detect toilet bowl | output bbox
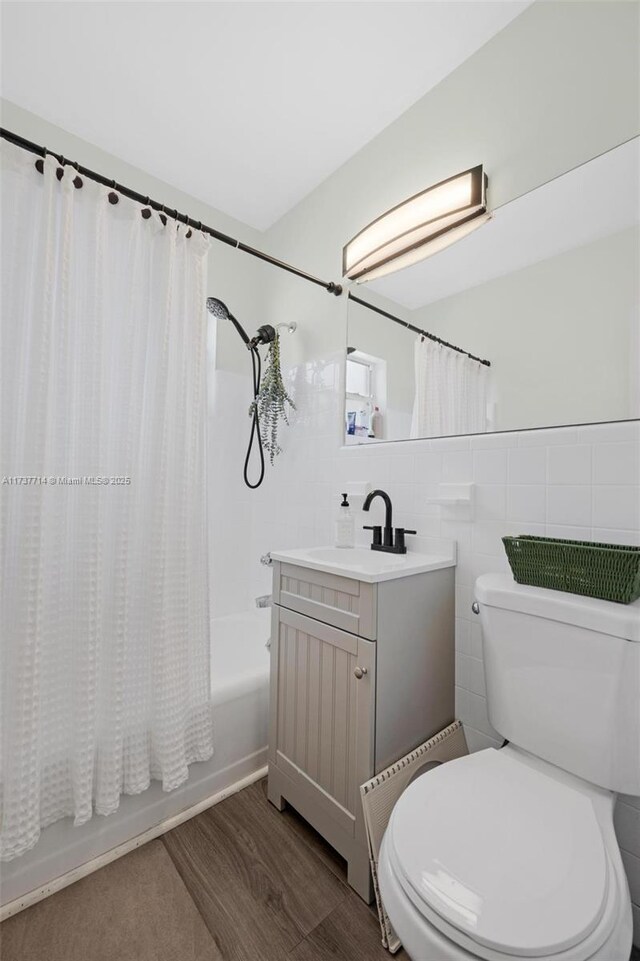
[378,575,639,961]
[378,746,632,961]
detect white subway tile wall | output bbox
[237,354,640,939]
[208,369,256,618]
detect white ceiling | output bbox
[1,1,530,230]
[368,137,640,311]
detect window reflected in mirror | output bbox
[345,351,387,442]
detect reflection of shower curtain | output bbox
[410,337,488,438]
[0,141,213,860]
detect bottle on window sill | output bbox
[368,406,382,439]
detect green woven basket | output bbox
[502,535,640,605]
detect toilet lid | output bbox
[387,749,609,957]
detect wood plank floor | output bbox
[0,839,220,961]
[3,778,638,961]
[0,778,407,961]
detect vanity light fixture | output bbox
[343,165,489,282]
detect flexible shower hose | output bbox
[244,345,265,489]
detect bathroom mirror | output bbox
[344,138,640,444]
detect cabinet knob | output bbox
[354,666,368,680]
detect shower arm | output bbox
[276,321,297,335]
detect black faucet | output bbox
[362,489,416,554]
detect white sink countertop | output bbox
[269,545,456,583]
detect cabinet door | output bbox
[269,606,375,837]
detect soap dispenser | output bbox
[335,493,355,549]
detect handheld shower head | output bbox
[206,296,251,346]
[206,297,230,320]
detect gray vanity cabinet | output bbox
[267,559,454,902]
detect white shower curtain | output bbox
[410,337,488,438]
[0,141,213,860]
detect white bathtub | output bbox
[1,607,272,912]
[207,607,271,778]
[212,607,271,706]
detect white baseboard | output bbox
[0,764,268,922]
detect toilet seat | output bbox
[384,748,618,960]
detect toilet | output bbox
[378,573,640,961]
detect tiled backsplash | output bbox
[212,354,640,939]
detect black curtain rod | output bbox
[348,292,491,367]
[0,127,343,297]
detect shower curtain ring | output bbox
[72,160,83,189]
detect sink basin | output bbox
[269,545,456,583]
[308,548,407,568]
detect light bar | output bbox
[343,165,489,283]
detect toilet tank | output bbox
[475,574,640,795]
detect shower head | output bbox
[206,296,251,346]
[206,297,231,320]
